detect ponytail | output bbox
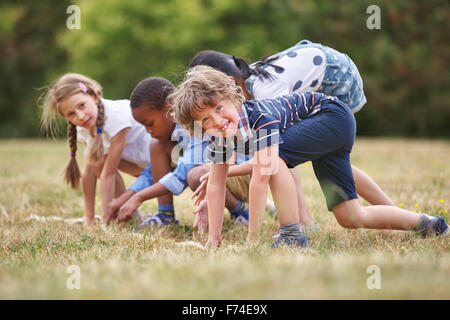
[190,50,282,83]
[64,122,81,189]
[251,55,283,81]
[86,100,105,163]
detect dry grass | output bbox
[0,138,449,299]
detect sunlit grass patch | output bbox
[0,138,449,299]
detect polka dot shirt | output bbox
[248,46,326,100]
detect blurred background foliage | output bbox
[0,0,449,138]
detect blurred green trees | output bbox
[0,0,448,137]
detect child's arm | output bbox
[247,145,279,240]
[117,138,204,222]
[81,157,98,226]
[207,162,229,249]
[116,182,170,223]
[109,189,135,220]
[101,128,130,224]
[227,162,253,177]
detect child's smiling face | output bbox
[132,104,175,140]
[191,98,239,138]
[59,93,99,129]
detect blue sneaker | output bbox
[271,234,310,248]
[416,215,449,237]
[230,202,249,225]
[272,221,320,240]
[134,213,178,231]
[271,223,310,248]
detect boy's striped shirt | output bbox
[206,92,338,163]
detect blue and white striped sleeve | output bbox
[288,92,325,118]
[249,110,282,152]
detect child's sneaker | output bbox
[271,234,310,248]
[133,209,145,221]
[229,202,249,225]
[302,221,321,234]
[134,213,178,231]
[272,221,320,239]
[271,222,310,248]
[415,214,449,237]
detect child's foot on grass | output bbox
[271,233,310,248]
[415,214,449,237]
[272,221,320,239]
[134,212,178,231]
[300,221,321,235]
[271,223,310,248]
[229,202,249,225]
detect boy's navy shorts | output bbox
[278,99,358,211]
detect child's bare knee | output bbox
[335,215,359,229]
[333,206,362,229]
[187,165,209,188]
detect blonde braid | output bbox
[64,122,81,188]
[87,99,105,163]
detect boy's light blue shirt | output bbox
[158,126,208,195]
[129,125,208,195]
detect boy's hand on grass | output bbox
[108,199,121,221]
[193,200,208,234]
[117,195,142,224]
[191,172,209,206]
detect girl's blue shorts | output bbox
[296,40,367,113]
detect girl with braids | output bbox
[189,40,395,234]
[41,73,151,226]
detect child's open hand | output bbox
[117,195,142,224]
[193,199,208,234]
[191,172,209,206]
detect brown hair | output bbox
[40,73,105,189]
[168,66,245,135]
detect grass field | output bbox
[0,138,449,299]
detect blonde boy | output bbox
[169,66,449,249]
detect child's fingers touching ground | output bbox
[193,200,208,234]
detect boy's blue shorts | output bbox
[129,164,154,193]
[278,99,358,211]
